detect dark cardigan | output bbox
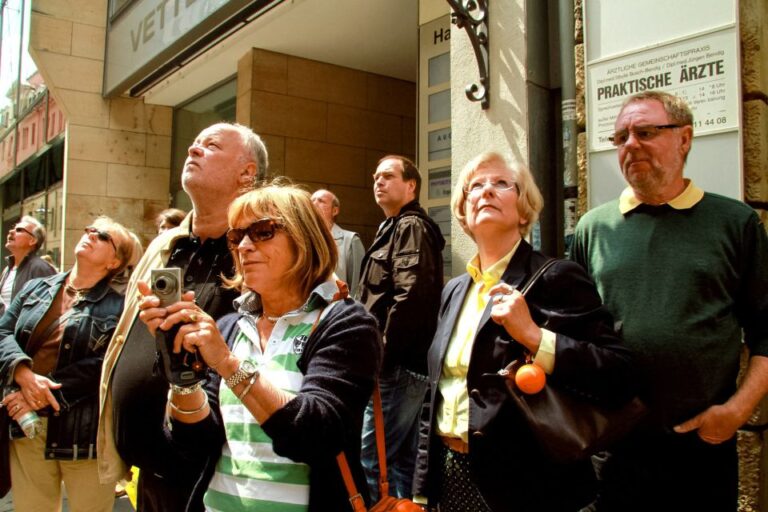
[171,298,383,511]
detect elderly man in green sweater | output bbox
[572,90,768,511]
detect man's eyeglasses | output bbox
[13,226,34,237]
[84,227,117,253]
[608,124,681,147]
[227,218,284,248]
[464,178,518,198]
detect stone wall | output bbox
[738,1,768,509]
[741,0,768,218]
[236,48,416,247]
[29,0,173,264]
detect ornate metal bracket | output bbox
[446,0,489,109]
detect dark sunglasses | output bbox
[227,218,284,248]
[13,226,34,237]
[84,226,117,253]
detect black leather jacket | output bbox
[0,272,123,459]
[356,201,445,374]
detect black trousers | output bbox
[138,469,203,512]
[594,430,738,512]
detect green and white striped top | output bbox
[204,281,340,512]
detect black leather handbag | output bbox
[501,259,647,464]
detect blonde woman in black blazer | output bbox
[412,152,635,512]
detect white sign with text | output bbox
[587,27,738,152]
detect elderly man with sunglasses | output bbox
[0,216,56,316]
[571,90,768,511]
[98,123,268,512]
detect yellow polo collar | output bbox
[619,179,704,214]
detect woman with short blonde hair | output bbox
[413,152,634,511]
[451,152,543,238]
[226,181,337,298]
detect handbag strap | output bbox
[337,452,367,511]
[26,306,79,357]
[372,381,389,497]
[337,381,387,511]
[519,258,558,297]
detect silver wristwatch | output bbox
[225,359,258,389]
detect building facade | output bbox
[0,0,766,507]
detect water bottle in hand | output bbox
[3,386,44,439]
[17,410,43,438]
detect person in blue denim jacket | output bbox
[0,216,134,512]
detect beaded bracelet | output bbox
[170,381,203,396]
[237,374,259,401]
[167,392,209,416]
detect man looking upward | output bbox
[99,123,268,511]
[0,216,56,315]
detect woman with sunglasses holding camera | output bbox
[0,216,135,511]
[137,181,382,511]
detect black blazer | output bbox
[412,241,635,511]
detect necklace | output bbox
[262,312,282,323]
[64,281,92,303]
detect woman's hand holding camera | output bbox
[136,280,196,336]
[136,281,231,371]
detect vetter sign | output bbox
[104,0,277,96]
[587,27,738,152]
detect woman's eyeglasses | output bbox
[227,218,284,248]
[465,178,518,198]
[84,226,117,253]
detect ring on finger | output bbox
[189,312,199,323]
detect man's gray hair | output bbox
[621,90,693,127]
[229,123,269,179]
[21,215,46,251]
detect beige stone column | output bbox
[29,0,173,268]
[741,0,768,219]
[739,1,768,510]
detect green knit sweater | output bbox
[572,192,768,427]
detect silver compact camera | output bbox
[149,267,205,386]
[151,268,182,306]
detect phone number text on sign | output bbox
[587,27,738,152]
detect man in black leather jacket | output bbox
[357,155,445,501]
